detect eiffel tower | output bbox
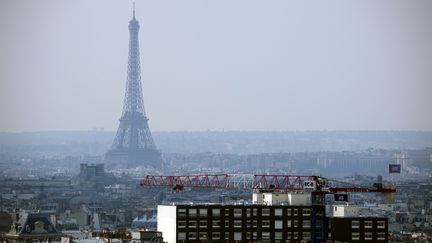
[105,6,162,168]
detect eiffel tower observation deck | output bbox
[105,6,162,168]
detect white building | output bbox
[253,192,311,206]
[333,203,360,217]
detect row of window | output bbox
[178,231,311,241]
[177,208,311,217]
[352,220,386,229]
[178,219,311,229]
[352,232,386,240]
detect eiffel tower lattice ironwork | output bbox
[105,7,162,168]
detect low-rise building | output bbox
[4,213,61,243]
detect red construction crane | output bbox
[139,174,396,194]
[140,174,229,191]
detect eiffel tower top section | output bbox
[122,4,145,119]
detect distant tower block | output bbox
[105,7,162,168]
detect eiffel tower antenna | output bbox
[133,2,135,19]
[105,7,163,168]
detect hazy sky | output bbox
[1,0,431,132]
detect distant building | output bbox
[78,163,106,185]
[0,212,12,233]
[131,229,163,243]
[79,163,104,178]
[4,213,61,243]
[132,214,157,230]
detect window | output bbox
[352,220,360,229]
[178,208,186,217]
[199,221,207,228]
[293,208,298,216]
[189,232,197,240]
[302,220,311,228]
[234,232,241,241]
[178,232,186,240]
[275,220,283,229]
[225,220,230,227]
[234,220,242,228]
[246,232,252,239]
[212,220,220,228]
[352,232,360,240]
[302,231,311,240]
[365,232,373,240]
[253,232,257,239]
[287,220,292,227]
[199,208,207,217]
[377,220,386,229]
[225,208,230,216]
[246,208,251,217]
[315,219,324,228]
[234,208,242,217]
[253,208,258,216]
[286,208,292,216]
[262,220,270,228]
[293,232,298,239]
[189,220,197,228]
[377,232,385,240]
[253,220,257,228]
[275,208,283,216]
[189,208,197,217]
[212,232,220,240]
[262,232,270,240]
[199,232,207,240]
[212,208,220,216]
[262,208,270,216]
[246,220,251,228]
[293,220,298,228]
[225,232,229,239]
[178,220,186,228]
[302,208,311,216]
[364,220,373,229]
[275,232,283,240]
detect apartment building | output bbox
[158,204,326,243]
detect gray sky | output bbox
[1,0,431,132]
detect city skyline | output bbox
[1,0,432,132]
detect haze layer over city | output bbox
[0,1,431,243]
